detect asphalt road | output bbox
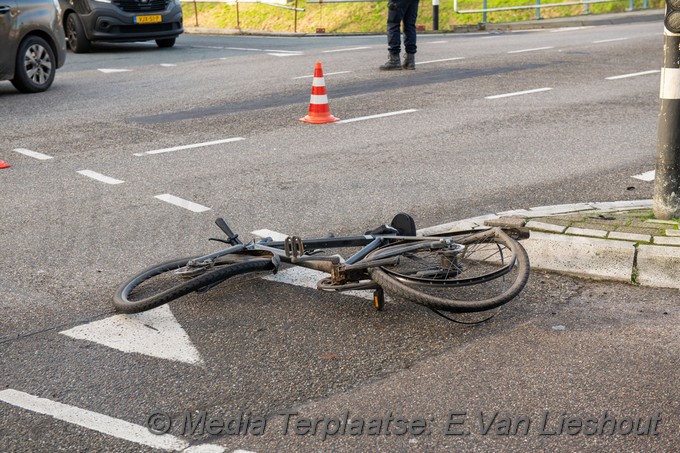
[0,20,678,452]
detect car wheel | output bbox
[66,13,90,53]
[156,38,176,48]
[10,36,56,93]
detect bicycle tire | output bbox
[368,228,530,313]
[113,257,274,314]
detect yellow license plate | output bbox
[135,15,162,24]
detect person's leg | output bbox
[401,0,419,69]
[381,1,404,70]
[402,0,419,55]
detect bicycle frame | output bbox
[185,220,468,291]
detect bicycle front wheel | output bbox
[113,257,274,314]
[367,228,530,313]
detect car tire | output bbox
[66,13,90,53]
[10,36,57,93]
[156,38,176,48]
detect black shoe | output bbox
[380,53,402,70]
[402,53,415,70]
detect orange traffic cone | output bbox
[0,160,10,169]
[300,62,339,124]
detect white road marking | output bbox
[251,229,289,241]
[0,389,190,451]
[508,46,555,54]
[133,138,244,156]
[593,37,629,43]
[268,53,301,57]
[155,194,211,213]
[60,305,204,365]
[13,148,53,160]
[416,57,465,65]
[632,170,655,181]
[160,63,177,67]
[485,87,553,99]
[606,69,660,80]
[336,109,418,124]
[98,68,133,73]
[322,46,371,53]
[76,170,124,185]
[428,40,448,44]
[293,71,351,79]
[263,267,373,301]
[550,26,593,32]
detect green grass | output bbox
[181,0,662,34]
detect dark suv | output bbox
[0,0,67,92]
[59,0,183,52]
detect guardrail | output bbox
[454,0,650,22]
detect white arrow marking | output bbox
[60,305,203,365]
[632,170,655,181]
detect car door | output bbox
[0,0,17,78]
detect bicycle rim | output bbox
[368,229,530,312]
[113,257,274,313]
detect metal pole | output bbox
[654,1,680,219]
[482,0,487,24]
[236,0,241,31]
[294,0,298,32]
[193,0,198,27]
[585,0,590,14]
[432,0,439,31]
[536,0,541,20]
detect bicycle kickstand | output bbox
[373,287,385,312]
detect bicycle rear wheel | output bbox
[113,257,274,314]
[367,228,530,312]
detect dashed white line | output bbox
[268,53,302,57]
[606,70,660,80]
[155,194,211,213]
[416,57,465,65]
[632,170,656,181]
[133,138,244,156]
[336,109,418,124]
[485,87,553,99]
[508,47,555,54]
[13,148,53,160]
[293,71,351,79]
[322,46,371,53]
[160,63,177,67]
[593,37,629,44]
[0,389,190,451]
[428,40,448,44]
[76,170,124,185]
[98,68,133,73]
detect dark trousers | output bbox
[387,0,420,55]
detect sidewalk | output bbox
[421,200,680,290]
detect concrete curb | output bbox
[419,200,680,290]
